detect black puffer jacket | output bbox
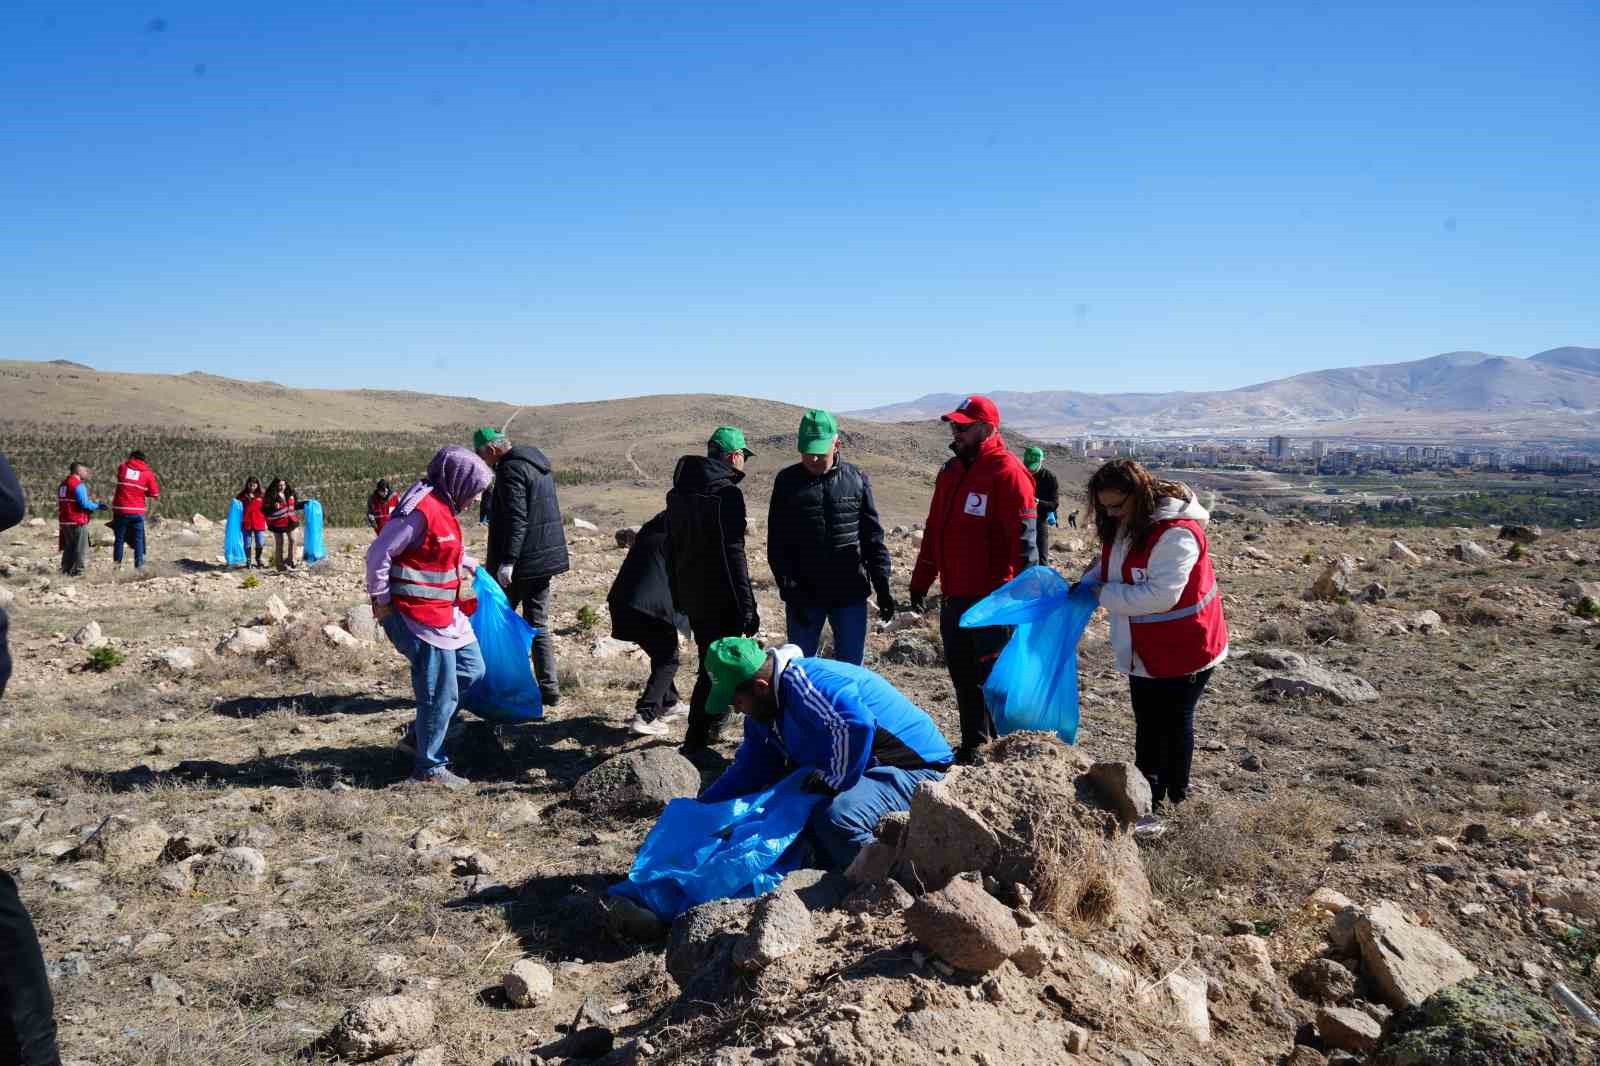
[1033,466,1059,517]
[665,455,756,628]
[767,459,892,608]
[486,445,571,582]
[607,512,686,638]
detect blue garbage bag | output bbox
[959,565,1098,744]
[224,498,246,566]
[301,500,326,563]
[610,769,824,921]
[461,567,543,723]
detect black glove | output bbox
[909,589,927,614]
[742,608,761,637]
[801,770,839,796]
[876,590,898,622]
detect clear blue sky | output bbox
[2,1,1595,411]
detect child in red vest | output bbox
[263,477,304,570]
[366,480,399,535]
[236,477,267,568]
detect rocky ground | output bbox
[2,510,1599,1065]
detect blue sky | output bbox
[1,1,1595,411]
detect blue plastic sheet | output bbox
[461,567,543,723]
[959,565,1098,744]
[300,500,326,563]
[610,769,824,920]
[224,498,246,566]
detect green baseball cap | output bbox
[1023,446,1045,471]
[796,409,838,455]
[472,427,506,451]
[704,636,768,716]
[708,426,755,458]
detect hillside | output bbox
[850,346,1600,442]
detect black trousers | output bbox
[939,597,1012,753]
[683,613,742,748]
[1035,514,1053,567]
[0,608,11,701]
[509,576,559,701]
[615,607,681,717]
[1129,667,1214,806]
[1,873,61,1066]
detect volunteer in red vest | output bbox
[263,476,304,571]
[366,446,493,791]
[1081,459,1228,830]
[235,477,268,568]
[908,395,1038,763]
[111,449,161,571]
[56,462,103,576]
[366,479,399,535]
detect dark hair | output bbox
[128,450,146,462]
[374,479,391,496]
[1086,459,1191,549]
[238,476,261,499]
[264,476,294,505]
[707,444,727,460]
[68,461,85,475]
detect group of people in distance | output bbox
[53,451,162,575]
[367,395,1227,859]
[233,476,308,569]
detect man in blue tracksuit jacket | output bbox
[699,637,955,869]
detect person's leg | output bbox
[72,525,89,575]
[0,871,63,1066]
[1163,668,1212,804]
[286,530,297,567]
[784,603,826,658]
[636,623,681,715]
[130,516,146,569]
[111,515,127,565]
[0,608,12,701]
[1128,674,1168,805]
[807,767,943,869]
[409,640,460,777]
[939,598,984,755]
[1036,521,1050,567]
[252,531,264,566]
[682,615,737,750]
[828,602,869,666]
[514,576,559,704]
[272,531,284,570]
[454,638,486,703]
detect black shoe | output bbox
[954,746,984,766]
[540,688,560,708]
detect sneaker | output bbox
[630,714,670,737]
[409,768,470,791]
[656,702,688,724]
[540,688,561,708]
[395,726,418,758]
[1133,815,1167,840]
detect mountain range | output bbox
[848,347,1600,444]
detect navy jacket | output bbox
[487,445,570,582]
[767,459,892,608]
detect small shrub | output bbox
[1301,551,1315,564]
[85,645,126,672]
[1505,542,1525,561]
[241,574,261,590]
[575,604,600,631]
[1575,597,1600,620]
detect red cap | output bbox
[941,395,1000,426]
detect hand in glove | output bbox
[876,591,898,622]
[801,770,839,796]
[1047,512,1058,527]
[742,609,761,637]
[495,563,514,589]
[908,589,927,614]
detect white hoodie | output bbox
[1084,491,1228,678]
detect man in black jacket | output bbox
[607,512,689,737]
[475,427,571,707]
[1023,446,1059,566]
[666,426,760,754]
[767,410,895,665]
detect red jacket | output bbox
[910,433,1038,601]
[237,492,267,532]
[389,491,474,626]
[368,492,399,533]
[112,459,160,515]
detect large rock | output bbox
[156,646,197,672]
[1534,878,1600,919]
[572,749,701,815]
[77,816,169,867]
[190,513,214,530]
[665,898,754,988]
[904,873,1022,973]
[732,889,813,971]
[615,528,638,548]
[1310,556,1356,601]
[590,636,637,660]
[1084,762,1152,826]
[1356,900,1478,1008]
[1249,649,1379,705]
[345,603,380,642]
[219,626,273,656]
[503,959,554,1007]
[327,994,436,1061]
[1449,541,1492,564]
[72,621,106,647]
[1368,975,1574,1065]
[323,624,363,648]
[175,528,203,547]
[1292,958,1357,1005]
[1559,578,1600,606]
[1388,540,1421,564]
[882,635,939,667]
[1137,966,1211,1043]
[899,777,1000,890]
[263,595,290,623]
[207,846,269,885]
[1318,1005,1381,1054]
[0,587,15,609]
[1497,524,1541,544]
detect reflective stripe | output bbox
[391,582,457,601]
[1129,583,1219,624]
[392,564,456,583]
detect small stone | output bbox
[1085,761,1153,825]
[146,973,185,1003]
[1318,1005,1381,1054]
[327,994,435,1061]
[503,959,554,1008]
[733,890,813,971]
[904,873,1022,973]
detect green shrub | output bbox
[575,605,600,631]
[86,646,126,672]
[1576,597,1600,620]
[1301,551,1315,564]
[241,574,261,590]
[1506,542,1525,561]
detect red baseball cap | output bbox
[941,395,1000,426]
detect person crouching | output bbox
[697,637,954,870]
[367,446,494,791]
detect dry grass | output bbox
[1030,798,1143,929]
[1144,790,1342,906]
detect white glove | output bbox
[495,563,514,588]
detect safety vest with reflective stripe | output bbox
[58,476,91,526]
[368,492,399,533]
[112,459,159,515]
[1100,517,1228,678]
[266,495,297,531]
[390,490,471,626]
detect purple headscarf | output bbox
[395,445,493,516]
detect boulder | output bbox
[899,777,1000,890]
[175,529,203,547]
[1534,878,1600,919]
[1559,579,1600,605]
[882,635,939,667]
[1138,966,1211,1043]
[1356,900,1478,1008]
[72,621,106,648]
[327,994,436,1061]
[219,626,272,656]
[1249,649,1379,705]
[1318,1006,1381,1054]
[572,749,701,815]
[1292,958,1357,1005]
[1497,524,1541,544]
[323,624,363,648]
[0,586,14,609]
[345,603,380,642]
[1387,540,1421,564]
[77,816,169,867]
[190,513,214,530]
[1449,541,1492,564]
[155,647,197,672]
[503,959,554,1007]
[590,636,637,660]
[1406,610,1445,633]
[904,873,1022,973]
[665,898,754,988]
[600,895,667,942]
[1084,762,1152,826]
[842,879,914,916]
[732,889,813,971]
[208,846,269,885]
[1367,975,1574,1066]
[1310,557,1357,601]
[263,595,290,623]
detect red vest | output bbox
[369,493,399,533]
[266,495,298,531]
[57,476,91,525]
[113,460,159,515]
[239,494,267,532]
[1100,517,1228,678]
[390,491,474,625]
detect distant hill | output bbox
[849,347,1600,443]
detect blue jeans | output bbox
[112,515,146,567]
[808,766,944,869]
[784,601,869,665]
[381,613,486,776]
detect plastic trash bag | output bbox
[461,567,543,723]
[610,769,824,920]
[959,565,1098,744]
[224,498,246,566]
[300,500,326,563]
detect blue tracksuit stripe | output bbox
[788,661,851,787]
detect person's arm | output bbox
[908,468,949,603]
[699,725,783,803]
[147,469,161,500]
[792,673,874,793]
[365,511,421,611]
[501,461,532,566]
[857,471,893,602]
[723,489,758,634]
[997,464,1038,568]
[1036,470,1058,513]
[0,454,25,533]
[765,476,787,594]
[1095,528,1201,616]
[74,483,100,511]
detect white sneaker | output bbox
[656,703,688,724]
[630,714,670,737]
[1133,815,1167,840]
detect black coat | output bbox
[486,445,571,582]
[665,455,756,627]
[1033,466,1059,517]
[0,453,22,700]
[767,459,892,608]
[607,512,686,639]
